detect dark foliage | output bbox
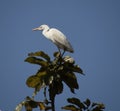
[15,51,105,111]
[62,98,105,111]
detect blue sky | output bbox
[0,0,120,111]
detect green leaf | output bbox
[71,65,84,74]
[36,69,51,86]
[49,79,63,98]
[84,98,91,107]
[92,106,102,111]
[61,105,78,111]
[45,106,52,110]
[92,103,98,107]
[53,51,60,58]
[28,51,50,62]
[26,100,38,108]
[63,56,75,64]
[67,98,80,107]
[26,75,41,88]
[63,63,84,75]
[70,88,75,94]
[61,72,79,91]
[54,80,63,94]
[15,101,25,111]
[36,69,48,77]
[92,103,105,110]
[25,57,48,67]
[24,102,33,111]
[38,102,46,110]
[36,68,55,86]
[67,98,86,110]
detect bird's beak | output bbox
[32,27,42,31]
[32,27,39,31]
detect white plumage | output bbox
[33,24,74,53]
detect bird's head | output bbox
[32,24,49,31]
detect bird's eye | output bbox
[38,26,42,30]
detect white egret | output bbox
[32,24,74,56]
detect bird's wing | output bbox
[50,28,73,52]
[51,28,67,42]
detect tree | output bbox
[15,51,105,111]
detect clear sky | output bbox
[0,0,120,111]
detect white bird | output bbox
[32,24,74,56]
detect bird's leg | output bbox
[58,50,66,65]
[57,48,61,56]
[57,48,65,58]
[61,50,65,58]
[57,47,62,58]
[56,48,66,64]
[56,48,63,64]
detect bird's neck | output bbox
[42,28,50,39]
